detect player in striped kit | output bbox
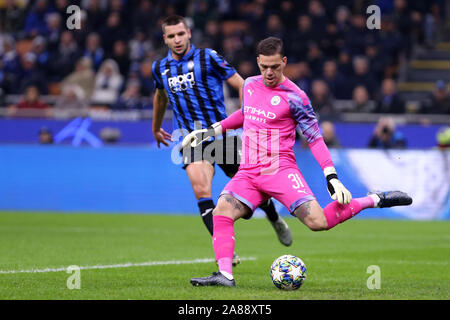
[186,37,412,287]
[152,16,293,266]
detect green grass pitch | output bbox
[0,211,448,300]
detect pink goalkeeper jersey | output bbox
[222,75,324,173]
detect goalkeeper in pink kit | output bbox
[184,37,412,287]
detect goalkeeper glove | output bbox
[323,167,352,205]
[181,122,222,148]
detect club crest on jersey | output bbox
[168,72,195,93]
[271,95,281,106]
[187,60,195,71]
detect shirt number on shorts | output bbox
[288,173,306,193]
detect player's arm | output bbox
[152,88,172,148]
[181,110,244,148]
[290,94,352,204]
[226,73,244,105]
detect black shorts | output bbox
[180,134,242,178]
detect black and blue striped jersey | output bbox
[152,44,236,133]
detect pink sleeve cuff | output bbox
[220,110,244,131]
[308,137,334,170]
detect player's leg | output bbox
[190,194,253,287]
[191,171,264,287]
[217,135,292,246]
[185,160,215,235]
[293,191,412,231]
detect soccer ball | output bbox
[270,254,307,290]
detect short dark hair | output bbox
[162,15,189,33]
[256,37,284,57]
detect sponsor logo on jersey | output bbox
[243,106,276,120]
[168,72,195,92]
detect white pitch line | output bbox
[0,257,257,275]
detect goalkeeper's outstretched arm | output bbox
[182,110,244,148]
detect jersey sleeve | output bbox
[207,49,236,81]
[152,60,164,90]
[288,91,322,144]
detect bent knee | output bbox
[192,183,211,199]
[304,215,328,231]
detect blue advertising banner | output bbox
[0,145,448,219]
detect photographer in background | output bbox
[368,116,407,149]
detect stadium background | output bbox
[0,0,449,220]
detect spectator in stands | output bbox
[112,80,146,110]
[320,121,341,148]
[54,83,89,117]
[421,80,450,114]
[45,12,62,52]
[368,116,407,149]
[1,35,20,94]
[99,11,127,53]
[129,30,153,63]
[38,126,53,144]
[110,40,130,77]
[91,59,123,105]
[137,59,154,97]
[375,78,405,114]
[291,61,312,96]
[287,15,313,61]
[306,41,325,76]
[49,30,81,81]
[310,79,337,119]
[24,0,53,37]
[0,0,26,34]
[8,85,50,117]
[365,40,387,83]
[62,57,95,100]
[351,55,378,99]
[84,32,104,71]
[31,36,50,74]
[351,85,374,113]
[17,52,48,94]
[83,0,107,31]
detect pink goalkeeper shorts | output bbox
[221,165,315,215]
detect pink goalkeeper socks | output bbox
[212,215,235,276]
[324,196,374,229]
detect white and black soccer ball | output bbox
[270,254,307,290]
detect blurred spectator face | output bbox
[86,33,100,51]
[382,78,397,96]
[323,60,337,79]
[55,0,68,10]
[113,40,127,56]
[339,51,350,64]
[39,128,53,144]
[297,62,310,77]
[47,13,61,31]
[75,57,92,72]
[25,86,40,102]
[311,79,329,99]
[60,31,74,47]
[111,0,123,12]
[267,14,282,32]
[163,22,192,59]
[205,20,219,37]
[336,6,350,24]
[125,82,141,97]
[107,12,121,28]
[320,121,336,142]
[257,53,287,88]
[351,14,366,29]
[280,0,293,12]
[238,60,255,78]
[140,61,152,77]
[308,0,324,16]
[353,57,369,75]
[32,37,47,53]
[307,42,322,59]
[36,0,48,11]
[298,15,311,32]
[394,0,407,11]
[353,86,369,104]
[22,53,37,70]
[365,45,378,58]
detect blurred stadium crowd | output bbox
[0,0,449,119]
